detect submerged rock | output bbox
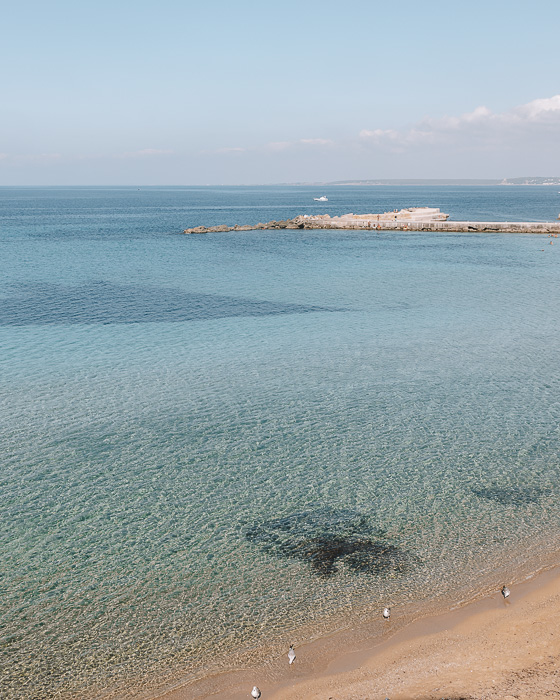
[472,484,546,505]
[246,508,412,578]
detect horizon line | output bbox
[1,177,560,188]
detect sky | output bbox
[1,0,560,185]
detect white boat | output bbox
[313,196,328,202]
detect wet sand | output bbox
[158,564,560,700]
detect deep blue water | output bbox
[2,184,559,242]
[1,186,560,698]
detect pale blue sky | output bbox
[2,0,559,184]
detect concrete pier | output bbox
[297,218,560,234]
[183,207,560,235]
[183,218,560,235]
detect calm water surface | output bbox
[1,186,560,698]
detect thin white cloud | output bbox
[118,149,174,158]
[360,95,560,152]
[264,141,293,152]
[263,138,334,152]
[299,138,334,146]
[208,138,334,155]
[0,153,63,164]
[213,147,246,154]
[0,149,174,165]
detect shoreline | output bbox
[157,561,560,700]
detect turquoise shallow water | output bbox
[1,186,560,698]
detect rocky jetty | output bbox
[183,207,560,235]
[183,220,299,234]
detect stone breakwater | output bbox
[184,213,560,235]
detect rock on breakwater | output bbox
[184,220,298,234]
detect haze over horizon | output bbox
[2,0,559,186]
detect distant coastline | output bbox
[2,178,560,188]
[278,177,560,187]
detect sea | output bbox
[1,185,560,699]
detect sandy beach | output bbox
[161,564,560,700]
